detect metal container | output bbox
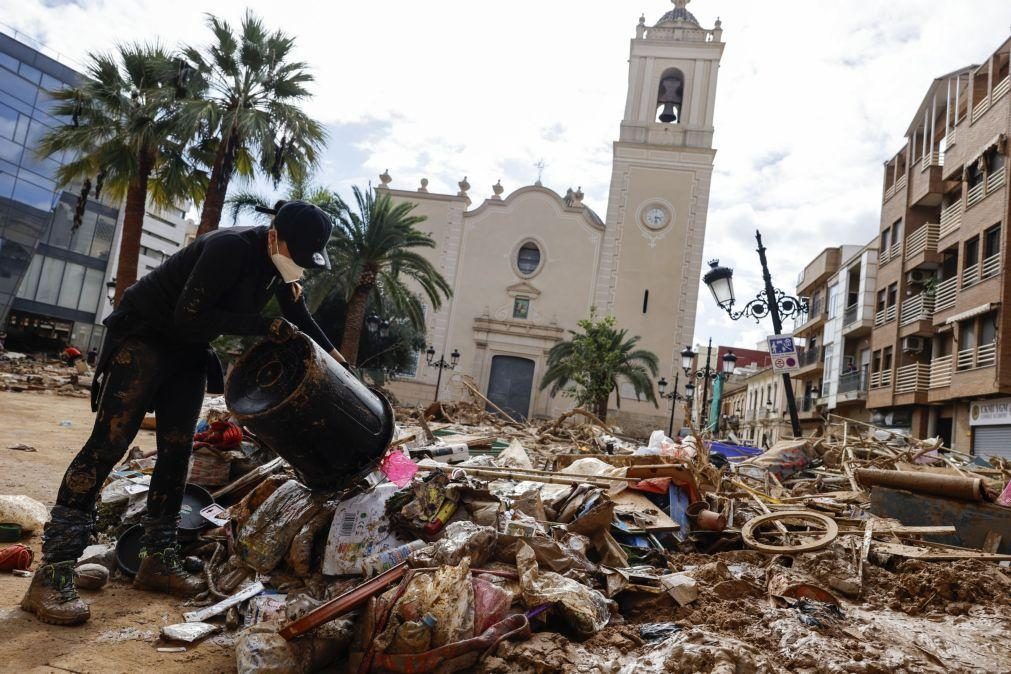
[225,335,395,491]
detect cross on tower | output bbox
[533,159,547,186]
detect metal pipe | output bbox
[854,468,984,502]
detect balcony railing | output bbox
[843,303,859,326]
[869,369,893,390]
[890,241,902,259]
[929,355,953,389]
[874,303,897,326]
[972,95,990,122]
[987,168,1006,192]
[800,396,815,412]
[995,77,1011,102]
[967,181,985,207]
[838,368,868,394]
[957,342,997,371]
[878,246,890,264]
[982,253,1000,280]
[904,223,939,259]
[900,292,935,326]
[894,174,907,193]
[920,150,940,170]
[962,262,979,289]
[934,276,958,312]
[948,126,958,147]
[894,363,930,394]
[799,346,823,367]
[939,201,962,239]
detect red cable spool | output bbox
[0,544,33,572]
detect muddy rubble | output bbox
[5,385,1010,673]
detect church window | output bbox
[513,297,530,319]
[516,242,541,276]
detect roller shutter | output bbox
[972,425,1011,461]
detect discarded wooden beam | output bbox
[872,541,1011,562]
[855,468,984,502]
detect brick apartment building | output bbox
[868,36,1011,458]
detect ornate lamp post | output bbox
[703,230,807,437]
[680,339,737,433]
[426,345,460,403]
[657,372,692,438]
[105,278,117,307]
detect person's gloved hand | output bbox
[267,317,299,343]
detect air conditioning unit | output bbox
[902,336,925,353]
[906,269,934,285]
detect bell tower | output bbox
[594,0,724,429]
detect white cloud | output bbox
[6,0,1011,349]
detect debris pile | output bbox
[4,390,1011,672]
[0,352,91,397]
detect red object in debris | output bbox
[0,543,33,572]
[193,421,244,449]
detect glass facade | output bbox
[0,32,119,352]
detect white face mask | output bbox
[270,232,304,283]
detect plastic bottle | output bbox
[423,499,459,536]
[359,540,427,577]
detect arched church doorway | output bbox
[487,355,535,421]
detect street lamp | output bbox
[366,313,381,335]
[106,278,117,306]
[703,230,808,437]
[681,338,735,433]
[426,345,460,402]
[657,372,692,438]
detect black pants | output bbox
[43,337,206,563]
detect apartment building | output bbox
[734,365,794,447]
[868,36,1010,457]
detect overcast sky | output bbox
[6,0,1011,352]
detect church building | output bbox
[383,1,724,434]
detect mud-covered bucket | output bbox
[224,335,395,491]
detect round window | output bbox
[516,242,541,276]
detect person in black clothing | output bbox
[86,347,98,367]
[21,201,345,626]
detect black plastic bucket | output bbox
[224,335,395,491]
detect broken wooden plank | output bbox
[982,532,1002,553]
[858,520,873,590]
[872,541,1011,561]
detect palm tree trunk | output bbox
[595,398,608,423]
[114,150,154,303]
[196,131,237,237]
[340,283,372,365]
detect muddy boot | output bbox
[133,545,207,597]
[20,561,90,626]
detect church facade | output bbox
[383,2,724,434]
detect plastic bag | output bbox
[236,480,322,573]
[408,521,497,567]
[0,494,48,532]
[515,540,610,638]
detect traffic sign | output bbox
[767,335,799,374]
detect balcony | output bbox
[995,76,1010,102]
[933,276,958,313]
[982,253,1001,280]
[843,304,858,326]
[956,342,997,371]
[972,95,990,122]
[939,201,962,239]
[961,262,979,289]
[795,346,824,374]
[920,150,940,171]
[894,363,930,394]
[967,181,985,207]
[904,223,939,261]
[894,174,907,193]
[987,167,1006,193]
[899,292,935,326]
[929,355,953,389]
[837,369,868,398]
[794,300,826,337]
[874,303,897,326]
[869,369,893,390]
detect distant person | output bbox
[0,330,6,352]
[21,201,346,626]
[86,347,98,367]
[63,345,82,366]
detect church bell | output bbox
[657,75,684,124]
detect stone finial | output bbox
[636,14,646,38]
[378,169,392,188]
[492,179,504,200]
[564,187,574,201]
[457,176,470,197]
[573,186,584,206]
[418,178,429,193]
[713,17,723,41]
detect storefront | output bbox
[969,397,1011,461]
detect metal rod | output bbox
[756,230,802,437]
[433,355,445,402]
[701,338,713,432]
[667,371,680,437]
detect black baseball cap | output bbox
[257,200,333,270]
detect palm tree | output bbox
[540,313,659,421]
[180,11,326,237]
[330,186,452,365]
[37,44,206,302]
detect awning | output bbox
[944,302,999,325]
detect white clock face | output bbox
[644,206,668,229]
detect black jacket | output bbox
[113,225,335,351]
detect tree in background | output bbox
[330,186,451,366]
[540,312,659,421]
[181,11,326,237]
[38,44,206,302]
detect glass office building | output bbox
[0,31,122,352]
